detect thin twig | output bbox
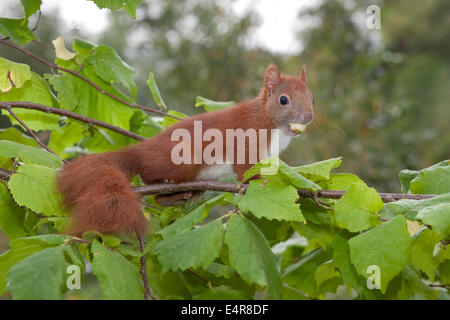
[6,106,69,164]
[136,229,155,300]
[0,38,178,119]
[135,181,437,203]
[0,102,144,141]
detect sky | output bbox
[1,0,319,54]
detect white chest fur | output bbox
[267,129,292,158]
[196,164,235,180]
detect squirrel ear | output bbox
[264,64,281,96]
[299,65,307,83]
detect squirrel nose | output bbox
[300,112,314,124]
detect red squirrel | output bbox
[57,64,314,236]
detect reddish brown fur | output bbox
[57,64,314,236]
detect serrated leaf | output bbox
[0,234,69,294]
[294,222,334,249]
[91,240,144,299]
[410,161,450,195]
[321,173,366,190]
[293,157,342,181]
[224,215,282,299]
[0,18,36,46]
[48,121,86,156]
[243,158,320,191]
[380,193,450,220]
[7,246,72,299]
[0,187,28,240]
[8,164,65,216]
[153,220,224,272]
[416,203,450,239]
[87,45,137,98]
[349,216,412,293]
[410,228,441,281]
[0,140,62,168]
[0,56,31,93]
[1,72,60,131]
[237,178,304,222]
[147,73,168,109]
[52,36,76,60]
[195,96,234,112]
[158,193,230,239]
[46,63,134,130]
[21,0,42,19]
[334,183,383,232]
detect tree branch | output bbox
[5,105,68,164]
[0,38,179,119]
[0,101,145,141]
[135,181,437,203]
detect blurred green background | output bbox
[1,0,449,193]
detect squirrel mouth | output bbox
[288,123,307,136]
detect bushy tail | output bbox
[57,150,147,237]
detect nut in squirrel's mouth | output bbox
[288,123,308,136]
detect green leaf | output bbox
[334,183,383,232]
[158,193,231,239]
[243,158,320,191]
[224,215,282,299]
[0,18,36,46]
[0,234,69,294]
[293,157,342,181]
[0,56,31,93]
[410,160,450,195]
[48,121,86,156]
[283,248,330,298]
[159,110,188,128]
[399,169,419,194]
[87,0,144,18]
[7,246,74,299]
[349,216,412,293]
[146,255,191,299]
[380,193,450,220]
[46,63,134,130]
[0,72,60,131]
[86,45,137,98]
[153,220,224,272]
[332,235,376,298]
[72,38,96,57]
[147,73,168,109]
[410,228,441,281]
[195,96,234,112]
[0,140,62,168]
[8,164,66,216]
[20,0,42,19]
[315,260,341,289]
[294,222,335,249]
[237,178,305,222]
[0,187,28,240]
[416,203,450,239]
[91,240,144,299]
[321,173,366,190]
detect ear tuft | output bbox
[299,64,307,83]
[264,64,281,96]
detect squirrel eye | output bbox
[279,96,289,105]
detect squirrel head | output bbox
[262,64,314,136]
